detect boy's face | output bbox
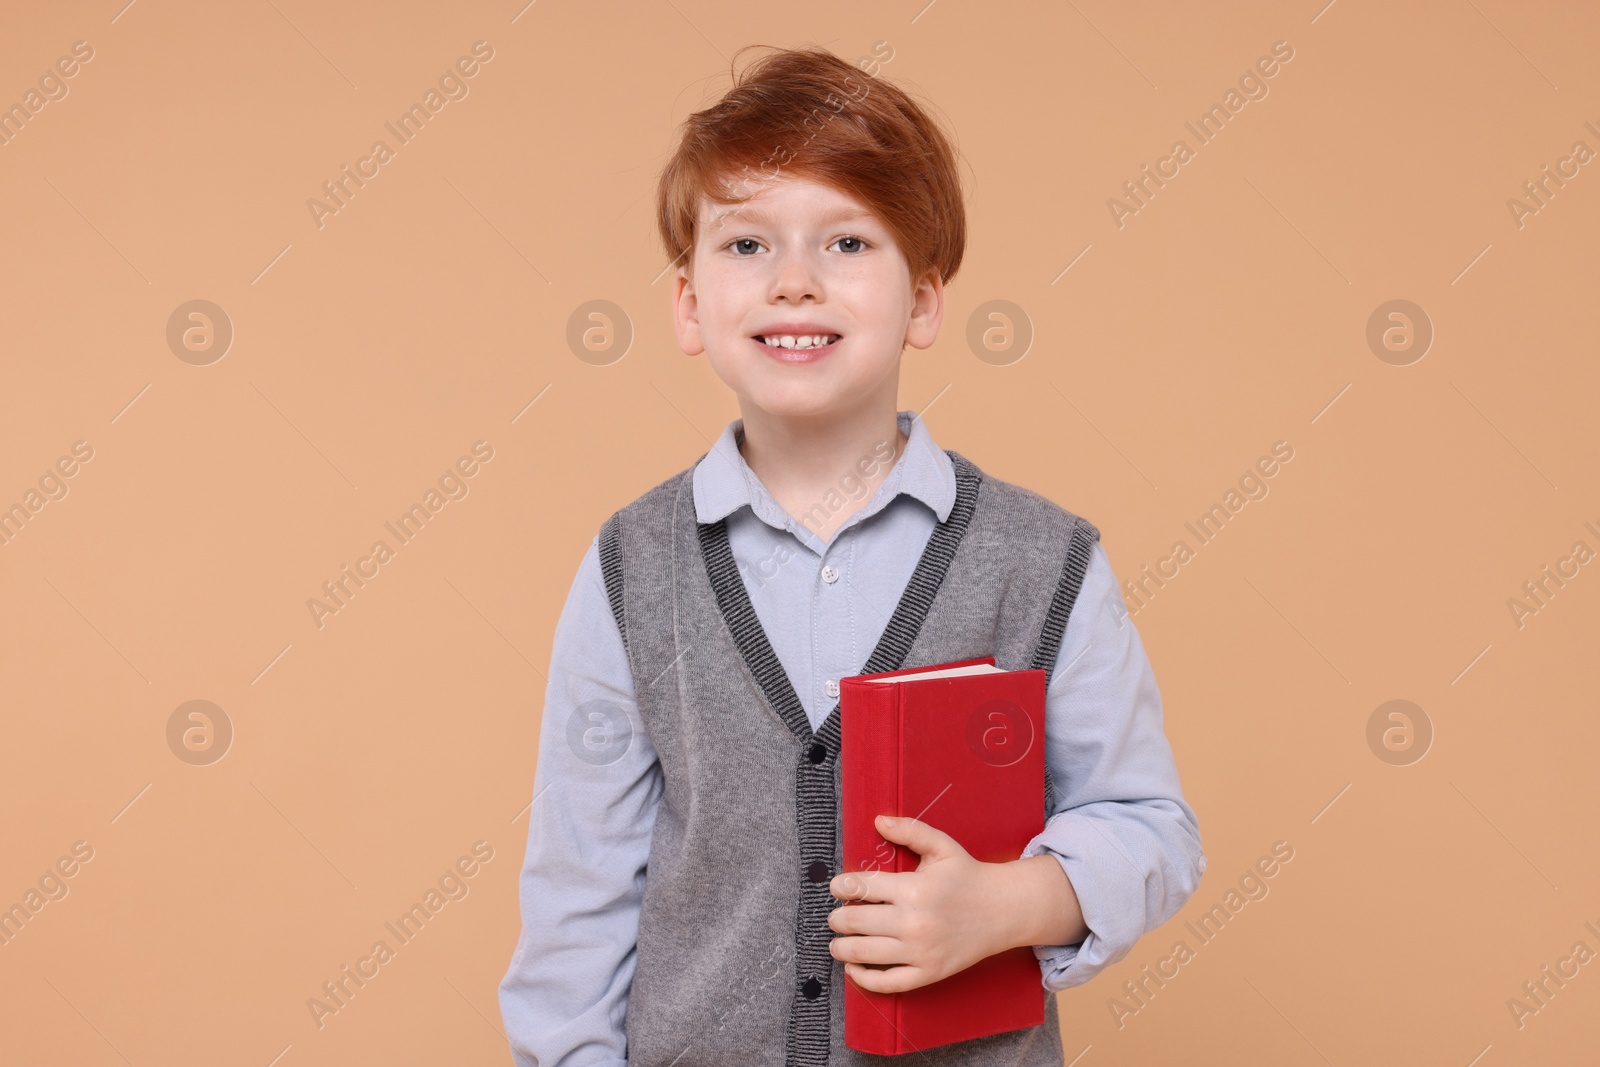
[672,174,943,425]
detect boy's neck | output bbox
[736,404,909,546]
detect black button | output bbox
[808,742,827,763]
[807,860,830,883]
[802,976,822,999]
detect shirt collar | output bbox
[693,409,956,532]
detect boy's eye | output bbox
[730,238,764,255]
[832,236,868,254]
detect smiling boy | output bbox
[500,45,1205,1067]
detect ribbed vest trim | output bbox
[694,449,981,1067]
[1031,514,1100,817]
[697,449,981,745]
[598,511,629,657]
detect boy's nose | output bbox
[767,251,824,301]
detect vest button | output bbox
[802,976,822,999]
[807,860,830,882]
[807,742,827,763]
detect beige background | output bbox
[2,0,1597,1063]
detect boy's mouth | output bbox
[751,332,843,363]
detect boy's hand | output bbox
[826,814,1017,993]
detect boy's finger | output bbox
[877,814,963,863]
[828,896,899,936]
[844,961,927,995]
[830,870,871,900]
[830,932,907,966]
[830,869,902,903]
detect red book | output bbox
[839,655,1049,1055]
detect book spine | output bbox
[840,677,906,1055]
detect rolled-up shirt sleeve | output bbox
[499,537,662,1066]
[1021,541,1206,991]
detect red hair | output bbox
[655,45,966,288]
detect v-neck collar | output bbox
[695,449,983,748]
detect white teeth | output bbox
[760,334,838,349]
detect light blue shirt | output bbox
[499,410,1206,1067]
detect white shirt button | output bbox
[820,565,840,584]
[825,678,840,698]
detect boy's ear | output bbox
[903,268,945,352]
[672,264,705,357]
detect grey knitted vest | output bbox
[598,448,1100,1067]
